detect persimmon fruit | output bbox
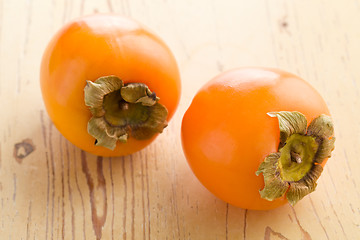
[40,14,181,156]
[181,67,335,210]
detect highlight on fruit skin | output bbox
[40,14,181,157]
[181,67,335,210]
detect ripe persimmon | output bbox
[181,67,335,210]
[40,14,181,156]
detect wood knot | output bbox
[13,139,35,163]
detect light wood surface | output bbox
[1,0,359,239]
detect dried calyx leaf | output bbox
[267,111,307,149]
[84,76,168,150]
[256,111,335,205]
[256,153,289,201]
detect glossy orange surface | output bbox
[181,68,330,210]
[41,14,181,156]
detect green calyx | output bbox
[84,76,168,150]
[256,111,335,205]
[278,134,318,182]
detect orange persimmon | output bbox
[181,67,335,210]
[41,14,181,156]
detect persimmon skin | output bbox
[40,14,181,157]
[181,68,330,210]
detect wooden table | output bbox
[1,0,359,239]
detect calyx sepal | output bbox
[84,76,168,150]
[256,111,335,205]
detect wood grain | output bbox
[1,0,359,239]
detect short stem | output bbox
[291,151,302,163]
